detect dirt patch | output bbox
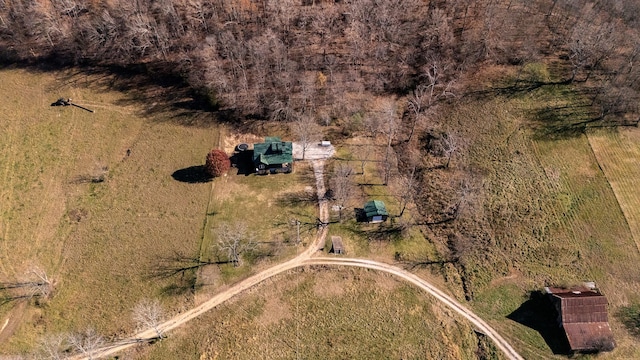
[223,132,262,155]
[312,270,347,298]
[373,272,400,292]
[257,295,291,326]
[489,270,520,287]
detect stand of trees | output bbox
[1,1,637,125]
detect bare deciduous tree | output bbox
[24,266,54,299]
[395,168,417,218]
[133,298,165,340]
[35,334,67,360]
[67,328,104,360]
[292,114,322,160]
[568,18,616,82]
[215,222,257,267]
[352,142,371,175]
[329,164,354,221]
[379,99,400,185]
[442,132,459,169]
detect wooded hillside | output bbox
[1,0,639,124]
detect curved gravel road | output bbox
[69,160,522,360]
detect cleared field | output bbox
[129,267,490,360]
[0,67,325,356]
[429,76,640,358]
[587,127,640,250]
[0,67,222,351]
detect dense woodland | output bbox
[2,0,640,300]
[1,0,639,122]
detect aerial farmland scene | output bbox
[1,1,640,359]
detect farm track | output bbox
[69,159,521,360]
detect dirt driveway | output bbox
[292,142,335,160]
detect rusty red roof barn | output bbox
[545,286,615,353]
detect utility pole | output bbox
[291,219,301,244]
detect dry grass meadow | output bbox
[3,62,640,359]
[127,267,491,360]
[587,128,640,250]
[0,67,313,354]
[0,67,223,351]
[445,67,640,359]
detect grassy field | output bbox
[0,67,223,351]
[0,67,311,354]
[587,127,640,250]
[3,63,640,359]
[129,267,490,360]
[437,67,640,358]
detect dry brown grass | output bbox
[0,67,220,352]
[128,267,487,360]
[0,67,322,356]
[588,127,640,250]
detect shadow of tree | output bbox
[148,251,227,280]
[507,291,571,355]
[276,190,318,208]
[230,150,254,176]
[171,165,212,183]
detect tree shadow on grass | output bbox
[507,291,571,355]
[148,251,229,296]
[276,190,318,208]
[230,150,255,176]
[171,165,212,183]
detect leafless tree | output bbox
[406,86,428,143]
[292,114,322,160]
[67,328,104,360]
[34,334,67,360]
[133,298,165,340]
[568,18,617,82]
[330,164,354,221]
[270,100,297,122]
[352,142,371,175]
[215,222,257,267]
[379,99,400,185]
[23,266,54,299]
[442,132,459,169]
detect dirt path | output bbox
[0,300,27,346]
[69,159,522,360]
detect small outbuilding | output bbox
[363,200,388,223]
[545,285,615,353]
[253,137,293,175]
[330,236,344,254]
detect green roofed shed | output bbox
[363,200,389,223]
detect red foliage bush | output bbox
[205,149,231,177]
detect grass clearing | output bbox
[131,267,487,360]
[0,67,323,355]
[587,127,640,250]
[198,161,318,287]
[0,67,222,352]
[441,71,640,358]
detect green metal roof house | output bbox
[363,200,389,223]
[253,137,293,174]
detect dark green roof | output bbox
[253,137,293,165]
[364,200,388,218]
[264,136,282,143]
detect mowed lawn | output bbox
[0,67,221,352]
[588,127,640,251]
